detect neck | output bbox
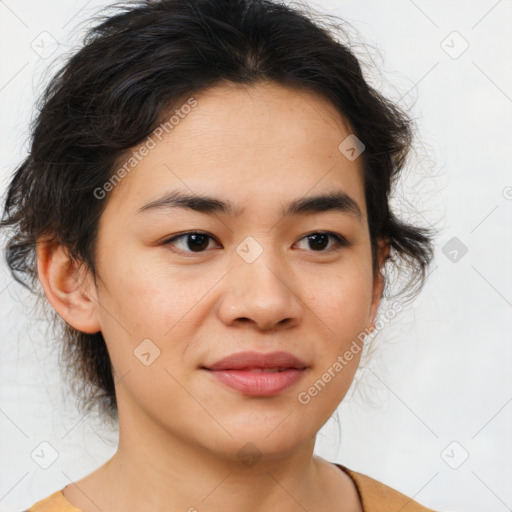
[62,393,358,512]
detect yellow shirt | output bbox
[23,463,436,511]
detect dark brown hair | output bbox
[0,0,435,423]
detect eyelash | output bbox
[162,231,349,256]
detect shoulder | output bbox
[23,466,440,512]
[22,489,81,512]
[335,463,438,512]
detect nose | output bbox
[216,248,303,331]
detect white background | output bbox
[1,1,511,511]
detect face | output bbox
[85,81,385,461]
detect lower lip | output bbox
[204,368,306,396]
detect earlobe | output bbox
[36,239,101,334]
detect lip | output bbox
[202,350,308,397]
[203,350,307,371]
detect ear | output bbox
[36,239,101,334]
[367,238,390,333]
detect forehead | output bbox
[103,81,366,222]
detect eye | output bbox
[163,230,349,255]
[163,232,219,254]
[295,231,349,252]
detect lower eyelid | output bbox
[164,231,348,253]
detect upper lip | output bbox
[203,351,307,371]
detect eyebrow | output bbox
[136,189,363,222]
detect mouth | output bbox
[201,351,308,396]
[203,350,307,371]
[208,366,297,373]
[201,367,308,396]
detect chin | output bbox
[208,420,311,460]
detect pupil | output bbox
[309,233,328,251]
[188,234,209,251]
[184,234,330,252]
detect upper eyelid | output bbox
[164,231,348,250]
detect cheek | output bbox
[95,244,191,329]
[94,254,218,379]
[303,260,374,333]
[300,260,373,401]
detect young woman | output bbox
[2,0,437,510]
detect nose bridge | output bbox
[235,234,292,300]
[219,234,301,329]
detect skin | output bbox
[37,80,389,512]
